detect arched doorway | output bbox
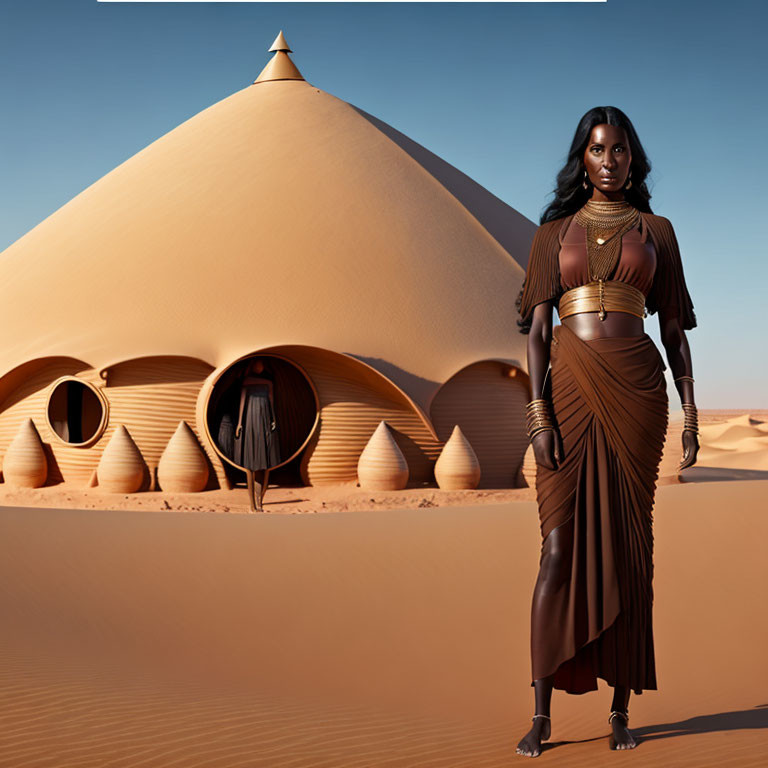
[205,354,318,487]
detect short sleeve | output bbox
[515,219,563,334]
[645,216,697,330]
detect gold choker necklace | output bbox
[574,200,640,284]
[581,199,632,209]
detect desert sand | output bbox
[0,411,767,766]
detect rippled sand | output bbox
[1,480,767,766]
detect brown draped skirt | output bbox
[531,322,668,695]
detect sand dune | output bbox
[654,411,768,483]
[694,413,768,473]
[1,478,767,766]
[697,444,768,470]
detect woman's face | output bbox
[583,124,633,196]
[250,359,264,375]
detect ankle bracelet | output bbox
[532,714,551,721]
[608,709,629,726]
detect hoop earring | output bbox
[583,170,590,190]
[625,171,633,190]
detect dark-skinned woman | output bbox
[514,107,698,757]
[233,357,281,512]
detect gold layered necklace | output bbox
[573,199,640,283]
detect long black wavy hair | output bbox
[540,106,654,224]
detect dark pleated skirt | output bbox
[233,391,281,471]
[531,322,668,695]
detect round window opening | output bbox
[46,378,108,446]
[206,354,318,477]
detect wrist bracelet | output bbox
[528,425,556,441]
[681,402,699,434]
[526,398,555,441]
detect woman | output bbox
[514,106,699,756]
[234,357,281,512]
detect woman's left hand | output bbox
[678,429,699,471]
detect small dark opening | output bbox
[48,379,104,444]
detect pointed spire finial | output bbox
[254,30,304,84]
[269,30,292,53]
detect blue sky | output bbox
[1,0,766,408]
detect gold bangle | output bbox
[526,412,554,429]
[526,411,552,420]
[528,425,555,441]
[675,375,695,383]
[681,402,699,434]
[526,398,555,440]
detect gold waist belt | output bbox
[558,280,647,321]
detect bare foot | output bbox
[608,711,637,750]
[516,715,551,757]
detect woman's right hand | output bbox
[532,428,562,471]
[235,424,242,439]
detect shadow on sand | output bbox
[538,704,768,754]
[634,705,768,743]
[681,466,768,482]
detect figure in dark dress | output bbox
[232,357,281,512]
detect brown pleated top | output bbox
[559,216,656,297]
[516,210,697,334]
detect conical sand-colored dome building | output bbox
[0,33,536,498]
